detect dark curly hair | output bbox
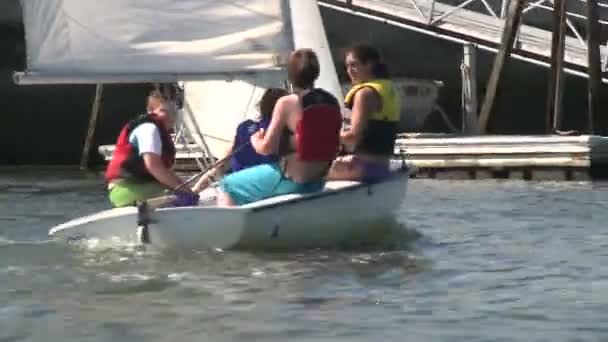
[258,87,289,121]
[345,44,390,78]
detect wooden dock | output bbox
[98,134,608,181]
[395,134,608,180]
[319,0,608,82]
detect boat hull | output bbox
[49,169,409,250]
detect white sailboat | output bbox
[16,0,410,250]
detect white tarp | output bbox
[19,0,291,77]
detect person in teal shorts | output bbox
[217,48,343,206]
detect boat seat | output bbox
[239,180,363,208]
[197,180,363,208]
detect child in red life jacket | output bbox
[105,96,198,207]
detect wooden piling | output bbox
[79,84,104,170]
[586,0,603,135]
[477,0,525,133]
[461,43,479,134]
[545,0,567,133]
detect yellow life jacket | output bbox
[344,79,401,122]
[343,79,401,156]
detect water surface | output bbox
[1,168,607,341]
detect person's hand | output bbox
[172,189,200,207]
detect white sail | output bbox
[15,0,292,84]
[183,0,343,158]
[181,73,287,159]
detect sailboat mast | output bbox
[288,0,344,103]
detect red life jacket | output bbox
[294,89,343,162]
[105,114,176,183]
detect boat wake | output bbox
[53,219,424,268]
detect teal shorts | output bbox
[219,162,325,205]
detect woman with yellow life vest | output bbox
[327,44,401,183]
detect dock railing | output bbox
[413,0,607,48]
[340,0,607,72]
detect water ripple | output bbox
[0,172,607,341]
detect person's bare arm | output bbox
[340,87,379,147]
[251,96,289,155]
[142,153,185,190]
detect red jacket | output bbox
[105,114,176,183]
[294,89,342,161]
